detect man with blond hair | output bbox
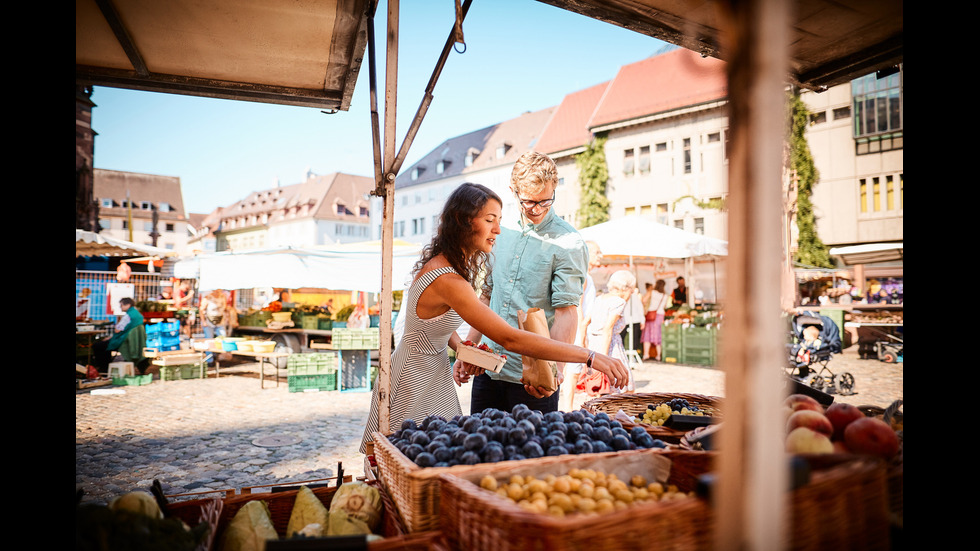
[454,151,590,414]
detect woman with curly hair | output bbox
[360,183,629,452]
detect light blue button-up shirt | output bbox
[483,208,589,384]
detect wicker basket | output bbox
[164,496,223,551]
[438,449,714,551]
[438,449,891,551]
[371,431,673,534]
[582,392,723,442]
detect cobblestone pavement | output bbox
[76,347,901,506]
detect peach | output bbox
[786,409,833,438]
[785,394,824,413]
[786,427,834,454]
[824,402,865,441]
[843,417,900,459]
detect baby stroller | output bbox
[785,311,855,395]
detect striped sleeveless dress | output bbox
[359,266,464,453]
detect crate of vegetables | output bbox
[583,392,722,443]
[370,404,674,533]
[439,449,892,551]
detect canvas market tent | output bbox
[172,240,423,292]
[76,229,178,258]
[576,216,728,260]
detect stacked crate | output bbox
[146,320,181,352]
[287,352,339,392]
[332,328,380,350]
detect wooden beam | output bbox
[715,0,791,548]
[93,0,149,77]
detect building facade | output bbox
[800,68,903,248]
[94,169,191,253]
[201,171,375,252]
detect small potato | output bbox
[480,475,498,491]
[630,475,647,488]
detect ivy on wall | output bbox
[788,92,833,268]
[575,134,610,228]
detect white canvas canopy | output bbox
[576,216,728,259]
[76,229,177,258]
[172,240,424,292]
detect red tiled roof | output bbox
[464,107,556,172]
[588,48,727,129]
[535,81,610,156]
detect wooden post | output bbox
[715,0,792,549]
[375,0,399,436]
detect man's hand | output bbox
[523,368,564,399]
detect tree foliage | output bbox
[788,92,834,268]
[575,134,610,228]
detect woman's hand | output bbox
[590,352,629,390]
[452,359,484,386]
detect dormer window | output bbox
[141,201,152,210]
[465,147,480,167]
[411,166,425,180]
[496,142,511,158]
[100,198,113,208]
[159,202,171,212]
[436,159,450,174]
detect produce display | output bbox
[477,468,695,517]
[75,490,211,551]
[635,398,707,426]
[783,394,902,459]
[387,405,668,468]
[220,482,384,551]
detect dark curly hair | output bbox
[413,182,501,298]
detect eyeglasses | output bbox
[516,190,556,212]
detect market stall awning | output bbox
[829,242,903,265]
[75,0,370,110]
[577,216,728,259]
[173,241,423,292]
[76,229,178,258]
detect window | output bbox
[399,220,406,237]
[496,143,510,158]
[674,219,684,230]
[625,206,636,216]
[655,142,667,152]
[852,68,902,154]
[638,146,650,174]
[694,218,704,235]
[465,150,476,167]
[141,201,152,210]
[99,218,111,230]
[100,198,113,208]
[411,167,424,180]
[809,111,827,125]
[436,160,449,174]
[558,177,565,186]
[401,195,408,206]
[143,221,153,231]
[657,204,669,225]
[415,193,422,205]
[707,132,721,143]
[412,219,419,234]
[640,205,653,215]
[683,138,692,174]
[859,173,903,213]
[832,106,851,120]
[336,223,343,236]
[166,223,174,232]
[360,206,369,217]
[419,217,425,234]
[623,149,635,176]
[159,203,171,212]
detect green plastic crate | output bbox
[301,315,320,330]
[160,364,205,381]
[288,373,338,393]
[318,318,333,330]
[332,328,379,349]
[113,373,153,386]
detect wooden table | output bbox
[207,348,290,389]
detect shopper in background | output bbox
[578,270,637,396]
[642,279,668,361]
[561,240,602,412]
[620,284,645,359]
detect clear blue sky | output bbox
[91,0,671,215]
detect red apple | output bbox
[785,394,824,413]
[843,417,900,459]
[786,409,834,437]
[786,427,834,454]
[824,402,865,441]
